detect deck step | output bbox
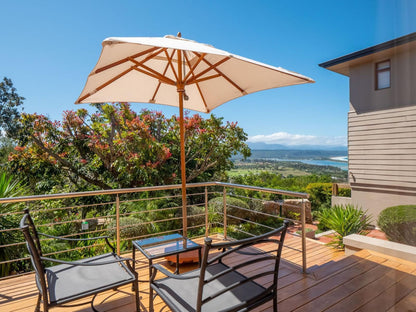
[309,250,371,280]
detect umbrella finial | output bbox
[177,32,182,38]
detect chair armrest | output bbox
[150,263,197,282]
[39,233,116,253]
[40,255,133,267]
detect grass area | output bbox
[227,159,348,182]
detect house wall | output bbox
[348,102,416,221]
[349,47,416,114]
[347,46,416,221]
[350,188,416,221]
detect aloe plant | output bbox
[318,204,371,249]
[0,172,28,277]
[0,172,27,211]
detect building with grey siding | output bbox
[320,32,416,220]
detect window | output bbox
[375,60,390,90]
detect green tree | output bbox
[9,103,250,192]
[0,77,25,139]
[0,137,15,166]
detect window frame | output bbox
[375,59,391,90]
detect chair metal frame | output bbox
[20,208,140,312]
[150,220,289,312]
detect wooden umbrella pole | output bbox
[177,46,188,238]
[179,93,187,238]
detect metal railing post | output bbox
[205,187,209,237]
[0,181,311,275]
[223,187,227,239]
[301,198,307,273]
[116,194,120,256]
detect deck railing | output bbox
[0,182,309,279]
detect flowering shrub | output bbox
[9,103,250,193]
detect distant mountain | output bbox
[247,142,347,151]
[247,142,288,150]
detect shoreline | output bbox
[330,156,348,163]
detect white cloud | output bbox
[248,132,347,146]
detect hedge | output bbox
[377,205,416,246]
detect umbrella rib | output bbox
[183,53,206,82]
[132,66,175,86]
[183,52,208,111]
[150,50,177,103]
[77,66,136,102]
[94,45,175,85]
[93,46,161,74]
[78,47,175,103]
[193,52,246,94]
[186,56,231,85]
[164,49,179,82]
[188,74,222,84]
[128,50,176,86]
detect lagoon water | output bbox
[301,159,348,170]
[263,158,348,171]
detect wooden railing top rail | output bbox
[0,181,309,204]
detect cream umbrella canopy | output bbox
[76,33,314,237]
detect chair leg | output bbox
[91,294,100,312]
[149,286,154,312]
[34,293,41,312]
[134,277,140,312]
[273,295,278,312]
[39,292,49,312]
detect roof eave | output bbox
[319,32,416,76]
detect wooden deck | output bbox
[1,234,415,311]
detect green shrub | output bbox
[208,196,250,225]
[377,205,416,246]
[338,187,351,197]
[318,205,371,249]
[175,205,205,228]
[107,217,149,241]
[306,183,332,211]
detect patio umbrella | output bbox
[76,33,314,237]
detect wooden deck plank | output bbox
[387,288,416,312]
[355,268,416,311]
[310,250,372,280]
[277,254,387,311]
[326,264,414,312]
[1,235,415,312]
[295,259,403,312]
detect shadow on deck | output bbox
[1,234,415,311]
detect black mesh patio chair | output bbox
[20,208,140,312]
[149,220,289,312]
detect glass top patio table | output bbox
[132,233,201,260]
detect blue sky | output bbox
[1,1,415,147]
